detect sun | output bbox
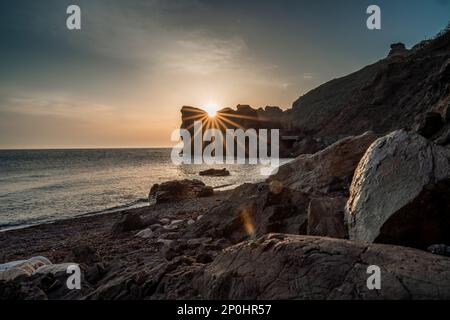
[204,103,219,118]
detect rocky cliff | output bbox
[288,30,450,146]
[180,29,450,155]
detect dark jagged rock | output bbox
[269,132,378,195]
[388,42,408,57]
[347,130,450,249]
[71,244,99,265]
[199,168,230,177]
[180,105,294,157]
[428,244,450,257]
[149,179,213,204]
[307,197,347,238]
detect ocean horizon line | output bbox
[0,146,174,151]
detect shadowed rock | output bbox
[187,132,378,243]
[111,212,146,236]
[414,112,444,138]
[307,197,347,238]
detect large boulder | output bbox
[196,234,450,300]
[347,130,450,249]
[149,179,213,204]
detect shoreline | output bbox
[0,189,232,265]
[0,182,241,233]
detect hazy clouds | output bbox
[1,0,449,148]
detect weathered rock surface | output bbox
[199,168,230,177]
[196,234,450,300]
[149,179,213,204]
[347,130,450,248]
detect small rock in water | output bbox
[135,228,153,239]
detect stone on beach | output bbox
[149,179,213,204]
[307,197,347,238]
[188,132,378,244]
[135,228,153,239]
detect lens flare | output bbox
[204,103,219,117]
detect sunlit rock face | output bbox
[346,130,450,249]
[179,105,295,157]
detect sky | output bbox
[0,0,449,149]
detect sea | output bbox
[0,149,287,231]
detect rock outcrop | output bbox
[196,234,450,300]
[388,43,408,57]
[149,179,213,204]
[289,30,450,150]
[347,130,450,249]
